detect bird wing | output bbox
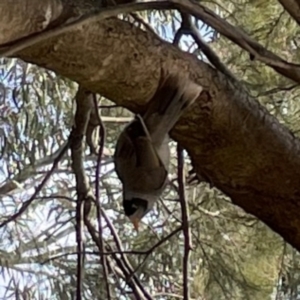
[114,130,167,193]
[142,74,202,146]
[114,74,202,195]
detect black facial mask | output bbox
[123,198,148,217]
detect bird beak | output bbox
[130,217,140,232]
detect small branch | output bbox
[130,13,158,36]
[0,142,69,229]
[189,24,236,81]
[126,226,183,286]
[43,226,182,267]
[74,195,84,300]
[100,208,154,300]
[42,249,156,265]
[70,86,96,300]
[92,94,111,300]
[174,12,236,81]
[173,13,191,46]
[84,217,149,300]
[277,0,300,26]
[257,84,298,97]
[177,144,192,300]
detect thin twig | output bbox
[70,129,86,300]
[100,208,154,300]
[173,12,190,46]
[44,226,182,266]
[42,249,159,265]
[130,13,158,36]
[189,23,237,81]
[177,144,192,300]
[84,217,148,300]
[0,142,69,229]
[258,84,298,97]
[126,226,183,285]
[75,193,84,300]
[92,94,111,300]
[0,1,172,58]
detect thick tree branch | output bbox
[0,1,172,58]
[2,0,300,84]
[2,0,300,251]
[277,0,300,25]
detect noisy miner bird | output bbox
[114,74,202,230]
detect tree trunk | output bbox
[1,0,300,250]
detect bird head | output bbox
[122,196,156,231]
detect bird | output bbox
[114,73,202,231]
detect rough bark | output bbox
[0,0,63,44]
[2,0,300,250]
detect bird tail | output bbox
[142,74,202,145]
